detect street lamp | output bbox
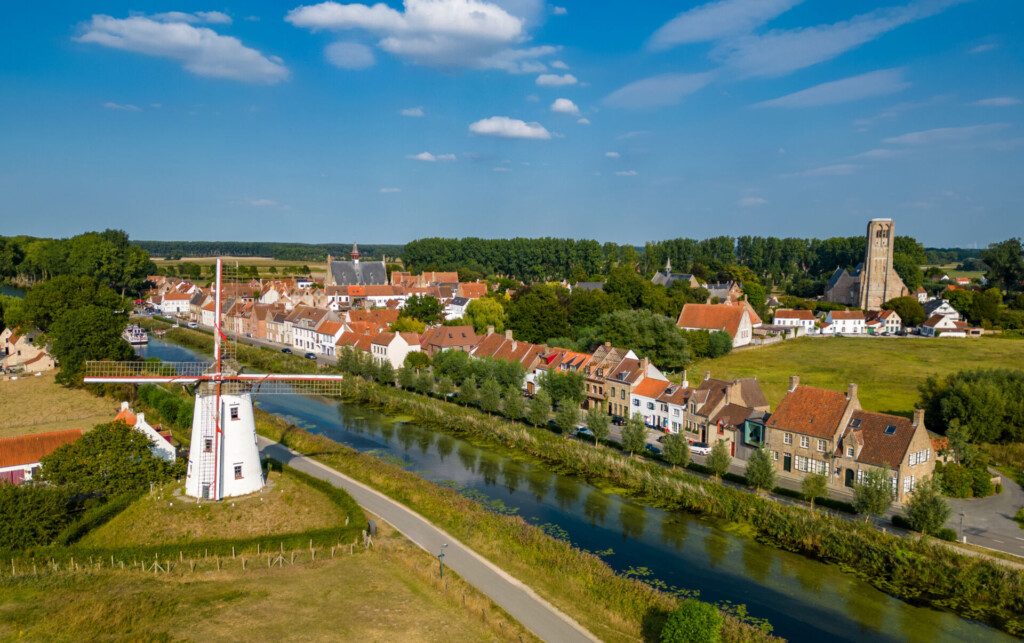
[438,543,448,579]
[959,512,965,542]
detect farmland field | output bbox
[152,256,328,277]
[687,336,1024,415]
[0,371,114,437]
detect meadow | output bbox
[153,256,327,277]
[687,336,1024,414]
[0,371,115,437]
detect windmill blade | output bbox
[84,360,213,380]
[247,379,350,396]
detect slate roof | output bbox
[766,385,851,439]
[0,430,83,468]
[573,281,605,291]
[329,259,388,286]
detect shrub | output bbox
[936,462,973,498]
[661,598,723,643]
[853,469,894,517]
[971,467,994,498]
[0,485,80,550]
[904,477,950,535]
[800,473,828,509]
[706,441,731,479]
[745,448,775,492]
[621,414,647,456]
[936,527,958,542]
[662,433,689,469]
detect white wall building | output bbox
[773,309,817,335]
[157,292,193,316]
[823,310,866,335]
[371,332,423,369]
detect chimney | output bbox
[641,357,650,372]
[136,412,145,426]
[913,408,925,428]
[505,329,513,340]
[604,341,611,349]
[788,375,799,392]
[847,383,858,401]
[486,325,495,335]
[120,401,130,411]
[681,369,689,389]
[704,371,711,381]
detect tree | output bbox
[981,238,1024,293]
[50,305,134,385]
[883,296,925,327]
[457,374,479,406]
[742,281,768,320]
[502,386,525,421]
[392,316,426,333]
[969,287,1002,326]
[801,473,828,509]
[506,284,570,344]
[659,598,723,643]
[414,369,434,395]
[892,252,924,292]
[20,275,126,332]
[403,351,430,370]
[854,469,894,518]
[436,375,455,399]
[478,377,502,413]
[464,297,506,333]
[538,370,585,409]
[662,432,689,469]
[402,294,443,324]
[745,448,775,492]
[37,421,172,496]
[376,360,396,386]
[555,403,580,435]
[527,391,552,427]
[706,440,731,479]
[397,364,417,390]
[946,289,974,319]
[904,477,951,535]
[576,309,690,370]
[919,369,1024,443]
[567,288,624,329]
[621,413,647,456]
[586,406,610,446]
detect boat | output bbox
[122,324,149,345]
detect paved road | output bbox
[258,437,597,643]
[947,471,1024,557]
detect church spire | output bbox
[350,243,361,263]
[665,256,672,273]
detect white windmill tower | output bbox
[84,258,346,500]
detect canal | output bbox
[138,338,1007,643]
[0,284,25,298]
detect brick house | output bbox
[605,356,667,419]
[683,374,769,457]
[582,343,632,410]
[419,325,479,356]
[764,377,935,503]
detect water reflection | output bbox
[137,338,1012,643]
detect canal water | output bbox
[137,338,1007,643]
[0,284,25,298]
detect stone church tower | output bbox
[858,218,908,310]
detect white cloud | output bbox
[577,117,590,125]
[648,0,800,51]
[552,6,567,15]
[103,101,141,111]
[536,73,577,86]
[379,187,401,193]
[408,151,456,161]
[400,106,425,117]
[713,0,966,78]
[851,148,903,159]
[248,198,280,207]
[883,123,1008,145]
[550,59,569,69]
[756,68,908,108]
[551,98,580,115]
[76,15,289,83]
[972,97,1021,107]
[969,43,997,54]
[286,0,555,72]
[603,72,714,109]
[785,164,860,178]
[852,94,950,131]
[151,11,233,25]
[469,115,551,139]
[605,151,620,159]
[738,196,767,207]
[615,170,638,177]
[325,41,376,69]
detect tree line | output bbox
[134,240,403,262]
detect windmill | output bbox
[84,258,346,500]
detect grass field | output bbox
[153,256,327,277]
[928,262,985,280]
[0,371,114,437]
[687,336,1024,415]
[0,528,529,642]
[79,470,347,548]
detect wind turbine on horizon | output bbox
[84,257,346,500]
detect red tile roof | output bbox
[458,282,488,299]
[829,310,865,320]
[774,309,816,321]
[766,385,851,439]
[0,430,83,468]
[421,325,479,350]
[633,377,669,399]
[847,410,917,470]
[676,303,750,338]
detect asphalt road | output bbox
[258,437,597,643]
[948,472,1024,557]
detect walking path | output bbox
[258,436,597,643]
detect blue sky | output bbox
[1,0,1022,246]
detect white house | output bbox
[312,319,345,356]
[773,309,817,335]
[924,299,960,321]
[630,377,671,429]
[0,430,83,484]
[288,307,331,353]
[370,332,423,369]
[823,310,866,335]
[114,402,176,462]
[1,328,55,373]
[920,314,971,337]
[676,303,761,348]
[444,296,470,321]
[157,292,193,316]
[871,309,902,334]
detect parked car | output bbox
[187,322,198,329]
[643,443,661,456]
[573,427,595,440]
[689,442,712,456]
[304,352,317,360]
[281,347,292,354]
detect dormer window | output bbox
[846,445,854,457]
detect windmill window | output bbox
[204,438,213,453]
[234,464,243,480]
[230,406,240,421]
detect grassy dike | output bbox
[146,323,1024,636]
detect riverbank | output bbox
[143,322,1024,636]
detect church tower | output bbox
[858,218,908,310]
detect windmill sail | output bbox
[84,257,345,500]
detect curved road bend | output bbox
[258,437,598,643]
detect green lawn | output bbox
[687,336,1024,415]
